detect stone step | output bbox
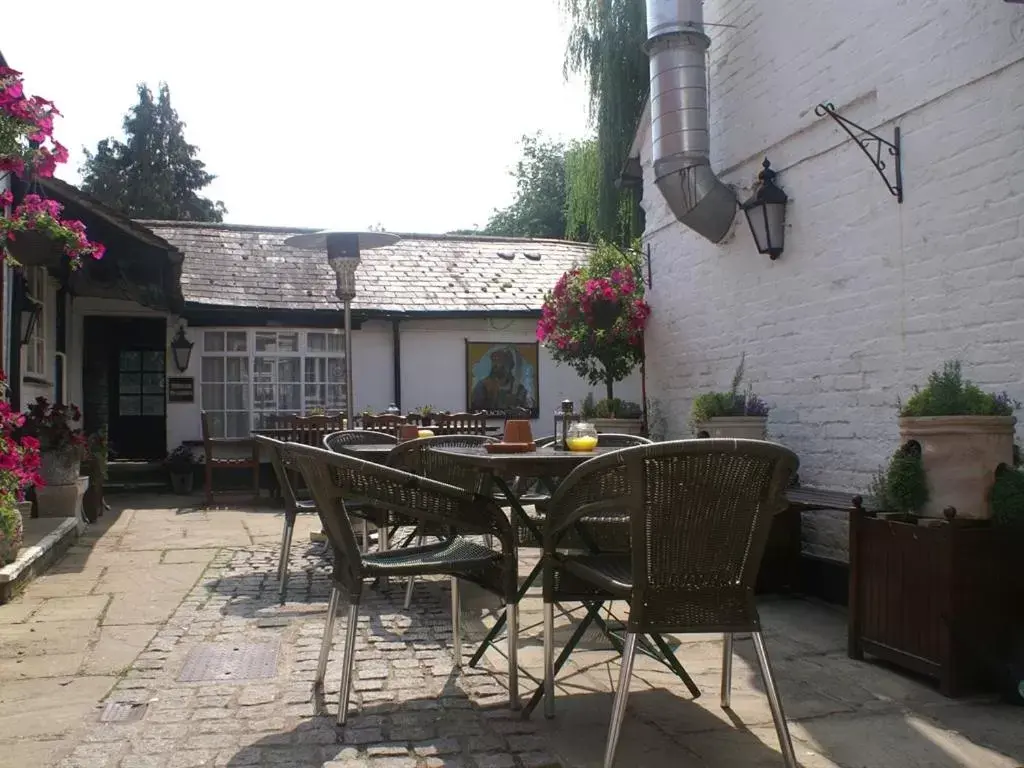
[0,516,80,604]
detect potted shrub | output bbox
[22,397,88,518]
[165,444,198,495]
[580,393,644,435]
[690,354,770,439]
[898,360,1017,520]
[538,240,651,406]
[0,373,42,566]
[417,405,435,427]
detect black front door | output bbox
[83,317,167,461]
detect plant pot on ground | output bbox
[898,360,1017,520]
[690,353,770,439]
[22,397,86,517]
[580,393,644,435]
[82,428,109,524]
[165,444,198,495]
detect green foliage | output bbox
[561,0,648,243]
[991,463,1024,530]
[869,444,929,514]
[901,360,1017,417]
[564,138,600,241]
[580,392,597,419]
[81,83,226,222]
[591,397,642,419]
[483,133,567,239]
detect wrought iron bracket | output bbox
[815,102,903,203]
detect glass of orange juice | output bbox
[566,421,599,452]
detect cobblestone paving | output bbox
[59,542,557,768]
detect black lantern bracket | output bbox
[814,102,903,203]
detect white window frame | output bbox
[22,267,48,379]
[199,328,346,438]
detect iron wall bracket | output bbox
[815,102,903,203]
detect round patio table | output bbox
[339,443,395,463]
[430,443,620,479]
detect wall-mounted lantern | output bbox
[170,325,194,373]
[19,296,42,346]
[741,158,788,260]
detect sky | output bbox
[3,0,593,234]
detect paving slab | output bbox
[163,548,220,564]
[83,625,159,675]
[0,651,85,680]
[0,675,116,739]
[31,594,112,623]
[0,618,100,657]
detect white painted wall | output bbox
[639,0,1024,561]
[68,313,643,454]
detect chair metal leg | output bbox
[278,515,295,604]
[337,601,360,726]
[752,632,797,768]
[543,600,555,719]
[360,519,369,554]
[451,577,462,669]
[603,632,638,768]
[507,601,520,710]
[403,534,424,609]
[721,632,734,709]
[316,586,341,687]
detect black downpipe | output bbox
[392,318,402,410]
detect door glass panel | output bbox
[226,412,250,438]
[119,396,142,416]
[226,332,247,352]
[119,373,141,392]
[142,373,164,394]
[279,384,301,410]
[255,332,278,353]
[202,357,225,382]
[277,333,299,352]
[143,351,165,371]
[226,358,249,382]
[120,351,142,371]
[142,396,164,416]
[204,332,225,352]
[307,333,326,352]
[278,359,300,382]
[226,384,248,410]
[201,384,225,410]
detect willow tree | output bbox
[561,0,648,244]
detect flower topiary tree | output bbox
[537,239,651,401]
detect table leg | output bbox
[468,558,544,668]
[521,601,604,719]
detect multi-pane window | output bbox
[200,329,346,437]
[23,267,47,378]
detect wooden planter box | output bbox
[848,509,1024,696]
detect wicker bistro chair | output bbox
[280,441,521,722]
[361,413,409,436]
[431,412,489,436]
[324,430,400,552]
[539,439,800,768]
[255,434,318,603]
[386,435,499,607]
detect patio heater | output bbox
[283,230,400,427]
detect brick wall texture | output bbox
[639,0,1024,561]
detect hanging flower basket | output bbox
[5,228,66,268]
[589,297,623,330]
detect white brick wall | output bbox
[640,0,1024,561]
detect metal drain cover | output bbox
[99,701,149,723]
[177,642,279,682]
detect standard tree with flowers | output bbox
[537,239,651,402]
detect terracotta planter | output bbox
[899,415,1016,520]
[5,229,65,268]
[694,416,767,440]
[592,418,643,435]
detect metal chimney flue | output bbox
[645,0,736,243]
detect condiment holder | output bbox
[485,419,536,453]
[398,424,420,442]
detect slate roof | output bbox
[138,221,593,315]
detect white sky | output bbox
[3,0,593,233]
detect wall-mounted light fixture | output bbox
[741,159,788,260]
[169,324,194,373]
[19,296,42,346]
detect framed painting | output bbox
[465,341,540,418]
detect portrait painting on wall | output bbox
[465,341,540,418]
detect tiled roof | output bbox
[138,221,593,314]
